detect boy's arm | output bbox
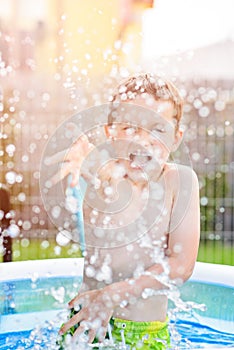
[108,167,200,293]
[164,167,200,282]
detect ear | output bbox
[171,128,184,152]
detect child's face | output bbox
[106,94,183,176]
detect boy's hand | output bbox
[59,288,114,344]
[45,133,94,187]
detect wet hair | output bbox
[109,73,184,129]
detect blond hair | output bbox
[110,73,183,128]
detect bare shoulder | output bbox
[164,163,199,193]
[164,163,198,179]
[165,164,200,232]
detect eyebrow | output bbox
[150,122,166,128]
[142,122,167,132]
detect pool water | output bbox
[1,319,233,349]
[0,276,234,349]
[0,276,82,314]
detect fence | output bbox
[183,79,234,264]
[0,75,234,265]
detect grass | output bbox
[197,240,234,266]
[1,238,82,262]
[1,238,233,266]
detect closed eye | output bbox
[151,123,166,133]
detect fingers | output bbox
[68,291,90,309]
[70,170,81,188]
[70,167,93,187]
[59,311,83,335]
[68,290,95,308]
[60,290,111,345]
[59,310,109,345]
[68,294,83,309]
[87,328,96,344]
[45,135,95,186]
[45,134,92,168]
[49,159,84,187]
[95,326,107,344]
[49,162,74,186]
[44,149,68,166]
[72,322,106,345]
[72,323,96,343]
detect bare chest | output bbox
[82,174,173,285]
[83,207,171,286]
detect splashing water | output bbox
[2,272,234,350]
[1,4,234,350]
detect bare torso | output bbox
[81,161,176,322]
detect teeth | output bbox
[129,153,152,163]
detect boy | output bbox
[56,73,200,349]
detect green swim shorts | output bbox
[109,317,170,349]
[57,309,170,349]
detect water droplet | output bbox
[22,155,29,162]
[42,93,50,101]
[6,144,16,155]
[18,192,26,202]
[9,106,15,113]
[85,265,96,278]
[21,238,30,247]
[15,174,23,183]
[56,230,72,246]
[85,53,91,60]
[32,205,40,214]
[32,216,39,224]
[22,221,32,230]
[33,171,40,179]
[173,244,182,253]
[214,100,225,111]
[5,171,16,184]
[51,206,61,219]
[50,286,65,303]
[200,197,208,206]
[192,152,200,161]
[126,244,133,252]
[45,180,52,189]
[104,186,114,196]
[94,227,104,238]
[81,69,88,76]
[216,126,224,137]
[8,224,20,238]
[54,245,61,255]
[7,161,14,169]
[207,126,215,136]
[193,98,202,109]
[41,240,50,249]
[198,106,209,118]
[65,195,80,213]
[31,272,39,283]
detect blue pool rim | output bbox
[190,261,234,288]
[1,259,233,287]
